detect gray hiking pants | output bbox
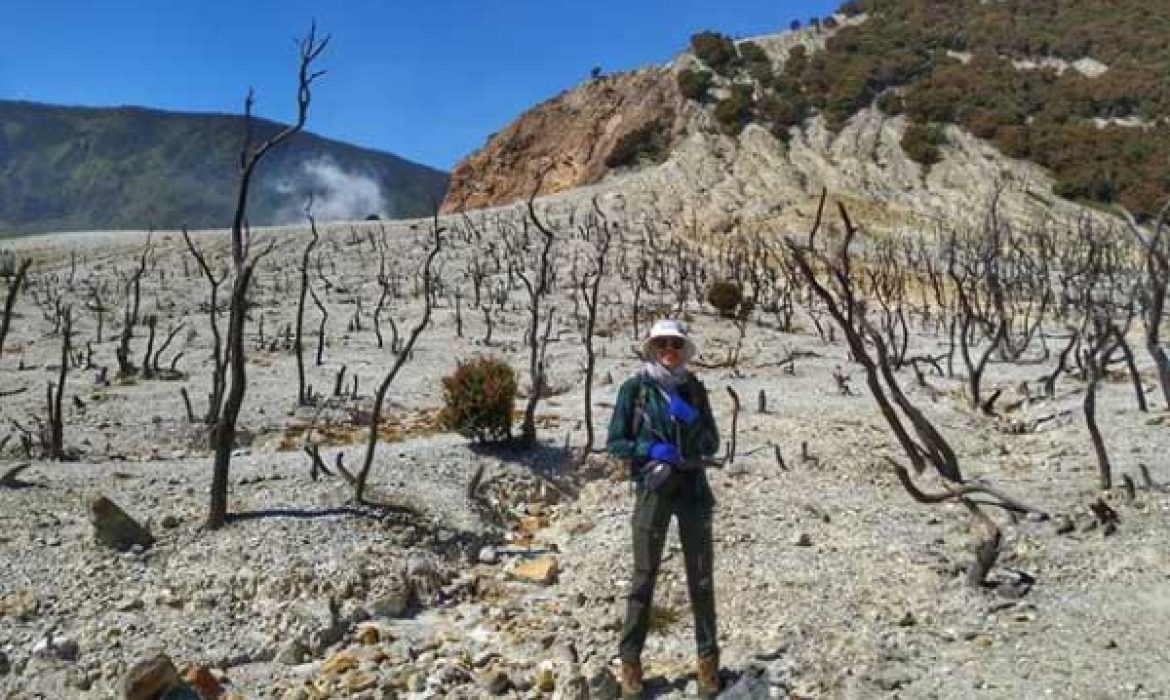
[618,486,718,662]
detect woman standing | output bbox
[606,319,721,699]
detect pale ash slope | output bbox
[2,214,1169,698]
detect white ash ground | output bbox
[2,217,1169,699]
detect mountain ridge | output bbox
[0,100,449,236]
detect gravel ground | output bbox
[3,214,1169,699]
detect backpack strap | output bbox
[627,379,648,441]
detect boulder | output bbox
[123,652,180,700]
[90,496,154,551]
[720,669,772,699]
[509,556,559,585]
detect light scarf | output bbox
[641,360,689,392]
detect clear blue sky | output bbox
[2,1,841,171]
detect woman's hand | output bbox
[649,442,681,465]
[668,394,698,425]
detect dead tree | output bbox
[1081,317,1122,491]
[785,192,1044,587]
[947,228,1008,412]
[309,283,328,366]
[46,306,72,459]
[182,228,227,426]
[205,24,328,530]
[355,220,442,503]
[1120,201,1170,409]
[0,256,32,359]
[295,210,321,405]
[578,197,611,453]
[115,237,153,377]
[83,278,111,344]
[150,321,186,378]
[372,242,393,349]
[515,182,557,447]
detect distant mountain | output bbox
[0,101,448,236]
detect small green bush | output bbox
[677,68,714,102]
[606,120,669,168]
[739,41,774,83]
[707,280,743,318]
[691,31,740,76]
[714,85,754,136]
[438,356,516,442]
[901,122,946,166]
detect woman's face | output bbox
[653,337,685,369]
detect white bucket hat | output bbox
[641,318,697,363]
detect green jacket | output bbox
[606,370,719,495]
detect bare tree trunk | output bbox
[205,24,328,530]
[579,198,611,453]
[140,315,158,379]
[0,258,32,359]
[296,216,320,405]
[519,186,557,446]
[356,223,442,503]
[310,284,327,367]
[1122,202,1170,409]
[47,307,72,459]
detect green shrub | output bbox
[677,68,714,102]
[756,93,805,140]
[707,280,743,318]
[875,91,904,115]
[739,41,774,83]
[714,85,754,136]
[438,356,516,442]
[901,122,946,166]
[605,120,669,168]
[691,31,740,76]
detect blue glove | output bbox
[668,394,699,425]
[648,442,681,465]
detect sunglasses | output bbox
[653,338,685,351]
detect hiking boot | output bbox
[620,659,644,699]
[697,653,721,699]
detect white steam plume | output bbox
[271,157,386,223]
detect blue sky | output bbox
[2,1,841,171]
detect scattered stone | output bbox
[554,673,589,700]
[182,664,222,699]
[478,546,499,564]
[1053,515,1075,535]
[161,515,181,529]
[344,670,378,693]
[0,589,39,620]
[556,642,578,665]
[720,669,772,699]
[478,668,511,695]
[791,532,812,547]
[89,496,155,551]
[32,635,80,662]
[509,556,559,585]
[322,651,359,675]
[587,662,621,700]
[406,672,426,692]
[370,589,414,619]
[123,652,181,700]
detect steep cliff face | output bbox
[439,68,694,214]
